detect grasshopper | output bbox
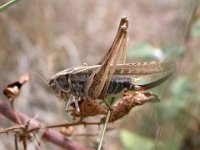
[48,17,174,116]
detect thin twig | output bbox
[14,134,18,150]
[72,133,99,137]
[26,121,102,133]
[10,100,22,125]
[0,125,25,134]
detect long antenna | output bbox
[31,71,48,85]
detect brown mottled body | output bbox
[48,61,174,99]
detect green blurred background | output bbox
[0,0,200,149]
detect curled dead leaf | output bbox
[3,74,30,100]
[104,92,160,122]
[69,91,159,123]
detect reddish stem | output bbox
[0,101,88,150]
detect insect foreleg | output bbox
[75,97,80,113]
[65,95,73,111]
[65,94,81,113]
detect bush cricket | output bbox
[48,17,174,116]
[48,17,174,150]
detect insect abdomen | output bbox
[69,75,135,97]
[107,77,134,95]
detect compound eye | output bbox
[56,75,70,92]
[48,79,56,89]
[48,79,59,94]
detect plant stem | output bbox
[97,110,111,150]
[0,0,20,12]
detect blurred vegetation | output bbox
[0,0,200,150]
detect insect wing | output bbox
[71,61,175,77]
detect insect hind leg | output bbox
[85,17,129,100]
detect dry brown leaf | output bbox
[105,92,160,122]
[69,91,160,123]
[3,74,30,100]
